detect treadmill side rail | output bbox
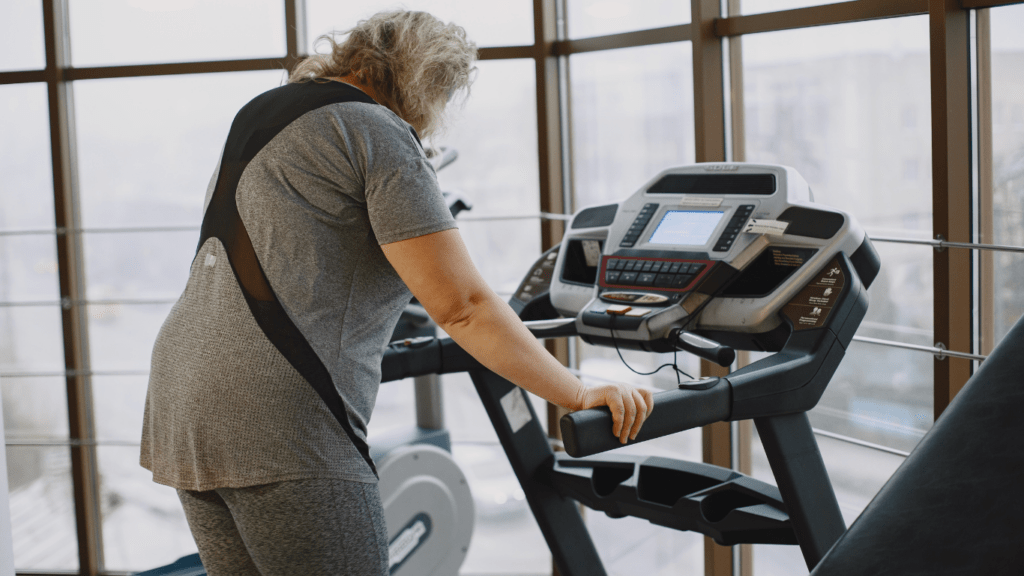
[467,369,607,576]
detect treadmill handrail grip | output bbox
[381,337,482,383]
[559,378,731,458]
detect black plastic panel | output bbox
[721,247,818,298]
[560,239,602,286]
[850,236,881,289]
[777,207,845,239]
[647,174,776,195]
[572,203,619,229]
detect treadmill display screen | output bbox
[648,210,724,246]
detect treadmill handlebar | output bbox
[559,378,731,458]
[673,330,736,367]
[381,320,577,383]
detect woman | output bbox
[141,10,652,576]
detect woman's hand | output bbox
[576,384,655,444]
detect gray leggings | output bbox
[177,478,389,576]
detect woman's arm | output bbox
[382,228,653,443]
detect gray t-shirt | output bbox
[141,89,456,490]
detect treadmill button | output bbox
[621,240,636,247]
[654,273,674,288]
[649,261,664,273]
[637,272,657,286]
[667,262,682,274]
[671,274,693,288]
[641,261,655,272]
[691,264,706,275]
[619,271,638,284]
[606,259,621,271]
[677,263,692,274]
[605,271,622,284]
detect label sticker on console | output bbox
[582,240,602,267]
[500,388,533,433]
[781,257,846,330]
[744,219,790,236]
[678,197,723,208]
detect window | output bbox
[741,16,932,574]
[987,4,1024,346]
[0,0,44,72]
[305,0,534,50]
[740,0,848,16]
[567,0,691,38]
[69,0,286,67]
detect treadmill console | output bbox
[550,163,879,353]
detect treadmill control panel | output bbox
[549,163,871,351]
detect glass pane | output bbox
[811,342,932,454]
[0,0,45,72]
[2,377,69,441]
[74,70,285,228]
[92,375,146,442]
[83,231,196,301]
[435,59,540,215]
[743,17,932,235]
[748,431,905,576]
[989,4,1024,345]
[305,0,534,51]
[571,42,696,209]
[568,0,691,38]
[459,218,542,296]
[7,446,78,571]
[860,243,934,337]
[453,441,550,575]
[0,83,54,231]
[991,252,1024,347]
[0,306,65,373]
[590,514,703,574]
[69,0,286,67]
[0,235,60,302]
[368,377,416,441]
[98,445,197,572]
[88,303,172,372]
[740,0,846,16]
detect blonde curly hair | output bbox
[290,10,477,139]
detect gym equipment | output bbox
[807,312,1024,575]
[379,162,880,575]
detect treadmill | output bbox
[382,162,879,574]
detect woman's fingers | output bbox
[582,383,655,444]
[619,387,637,444]
[608,392,625,439]
[628,388,648,441]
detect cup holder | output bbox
[636,465,720,507]
[591,465,635,497]
[699,488,765,523]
